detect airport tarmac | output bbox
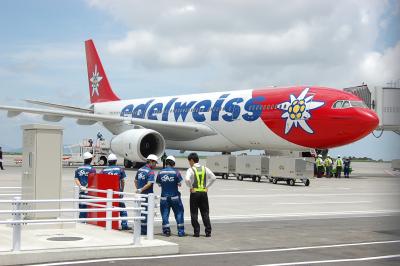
[0,161,399,265]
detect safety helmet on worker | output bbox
[107,153,117,161]
[338,155,341,158]
[83,152,93,160]
[147,154,158,162]
[318,154,322,158]
[166,155,176,163]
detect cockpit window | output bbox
[333,100,368,109]
[342,101,350,108]
[332,101,343,109]
[350,101,367,108]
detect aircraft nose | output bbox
[357,108,379,133]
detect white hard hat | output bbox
[327,154,331,157]
[147,154,158,162]
[338,155,341,158]
[318,154,322,158]
[107,153,117,161]
[83,152,93,160]
[166,155,176,163]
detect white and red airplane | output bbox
[0,40,379,166]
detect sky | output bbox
[0,0,399,160]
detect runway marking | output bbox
[385,170,400,176]
[274,201,371,205]
[153,209,400,222]
[253,254,400,265]
[30,239,400,266]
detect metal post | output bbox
[133,195,141,245]
[12,196,21,251]
[147,193,155,240]
[105,189,113,230]
[73,186,80,224]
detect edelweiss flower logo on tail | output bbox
[277,88,324,134]
[90,65,103,97]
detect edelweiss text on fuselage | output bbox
[120,94,265,123]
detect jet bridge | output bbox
[344,85,400,136]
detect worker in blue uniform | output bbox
[74,152,96,219]
[135,154,157,235]
[156,155,185,237]
[101,153,131,230]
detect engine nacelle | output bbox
[110,129,165,162]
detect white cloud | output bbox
[87,0,397,89]
[359,41,400,86]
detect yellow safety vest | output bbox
[192,166,207,192]
[336,159,343,167]
[316,158,323,167]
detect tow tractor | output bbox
[64,135,110,166]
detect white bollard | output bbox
[147,193,155,240]
[105,189,113,230]
[73,186,80,223]
[12,196,21,251]
[133,195,141,245]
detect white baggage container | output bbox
[206,155,236,179]
[269,157,313,186]
[235,155,269,182]
[392,159,400,171]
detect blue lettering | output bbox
[132,100,154,119]
[193,100,212,122]
[120,104,134,117]
[162,98,177,121]
[242,96,265,121]
[222,98,243,122]
[173,101,196,122]
[147,102,164,120]
[211,94,229,121]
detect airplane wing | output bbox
[24,99,93,113]
[0,105,217,141]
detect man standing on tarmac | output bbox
[74,152,96,219]
[343,157,351,178]
[324,154,333,178]
[316,154,324,178]
[185,152,216,237]
[135,154,157,235]
[0,147,4,170]
[101,153,131,230]
[335,155,343,178]
[156,155,185,237]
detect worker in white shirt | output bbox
[185,152,216,237]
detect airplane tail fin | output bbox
[85,39,120,104]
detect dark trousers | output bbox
[317,166,324,178]
[344,167,350,178]
[0,161,4,170]
[190,192,211,235]
[336,166,343,178]
[79,193,88,219]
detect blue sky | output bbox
[0,0,399,160]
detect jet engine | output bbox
[110,129,165,162]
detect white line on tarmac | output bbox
[180,192,398,200]
[29,239,400,266]
[274,201,371,205]
[253,254,400,266]
[153,209,400,222]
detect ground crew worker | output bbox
[135,154,157,235]
[185,152,216,237]
[0,147,4,170]
[74,152,96,219]
[161,152,167,168]
[324,154,333,178]
[316,154,324,178]
[343,157,351,178]
[336,155,343,178]
[101,153,131,230]
[156,155,185,237]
